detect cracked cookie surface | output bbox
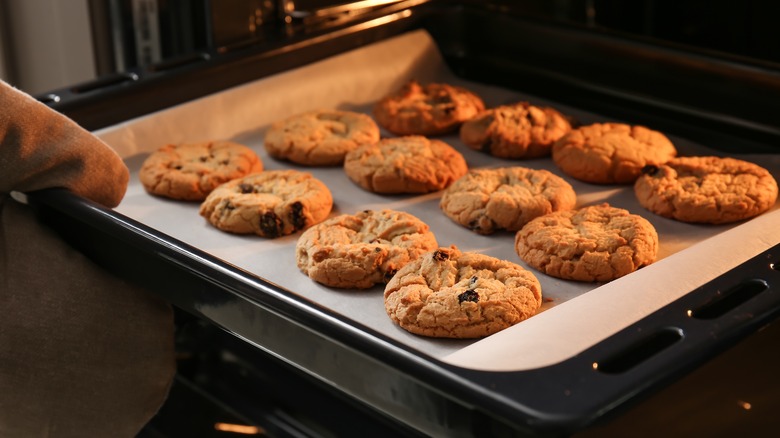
[634,156,779,224]
[440,167,577,234]
[140,140,263,201]
[514,203,658,282]
[199,170,332,237]
[460,102,572,159]
[552,123,677,184]
[296,209,438,289]
[373,80,485,136]
[384,246,542,338]
[344,135,468,194]
[264,110,380,166]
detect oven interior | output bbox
[27,1,780,437]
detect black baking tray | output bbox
[28,1,780,436]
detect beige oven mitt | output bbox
[0,80,175,437]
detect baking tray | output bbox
[28,2,780,436]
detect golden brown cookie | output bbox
[139,140,263,201]
[552,123,677,184]
[264,110,380,166]
[199,170,333,238]
[514,203,658,282]
[384,245,542,338]
[373,80,485,136]
[440,167,577,235]
[460,102,572,159]
[295,209,438,289]
[634,156,779,224]
[343,135,468,194]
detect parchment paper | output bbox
[98,30,780,371]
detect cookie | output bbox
[139,140,263,201]
[296,209,438,289]
[514,203,658,282]
[440,167,577,235]
[634,156,779,224]
[343,135,468,194]
[199,170,333,237]
[384,245,542,338]
[373,80,485,136]
[552,123,677,184]
[264,110,380,166]
[460,102,572,159]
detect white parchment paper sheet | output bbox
[97,30,780,371]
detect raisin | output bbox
[259,211,282,237]
[199,156,208,162]
[432,250,449,261]
[289,201,306,230]
[174,165,183,170]
[239,183,254,194]
[641,164,660,176]
[383,269,398,283]
[458,289,479,304]
[469,276,478,287]
[482,138,493,154]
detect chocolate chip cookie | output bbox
[264,110,380,166]
[460,102,572,159]
[295,209,438,289]
[139,140,263,201]
[634,156,779,224]
[373,80,485,136]
[343,135,468,194]
[440,167,577,235]
[384,245,542,338]
[199,170,333,238]
[514,203,659,282]
[552,123,677,184]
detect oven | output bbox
[28,1,780,436]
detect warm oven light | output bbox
[214,422,263,434]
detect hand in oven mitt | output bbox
[0,80,175,437]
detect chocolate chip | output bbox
[219,160,229,166]
[383,269,398,283]
[174,165,183,170]
[239,183,254,194]
[289,201,305,230]
[432,250,449,261]
[259,211,282,237]
[641,164,660,176]
[199,156,208,163]
[458,289,479,304]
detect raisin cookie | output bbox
[373,80,485,136]
[199,170,333,238]
[264,110,380,166]
[552,123,677,184]
[384,245,542,338]
[634,156,779,224]
[514,203,658,282]
[139,140,263,201]
[460,102,572,159]
[296,209,438,289]
[344,135,468,194]
[440,167,577,235]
